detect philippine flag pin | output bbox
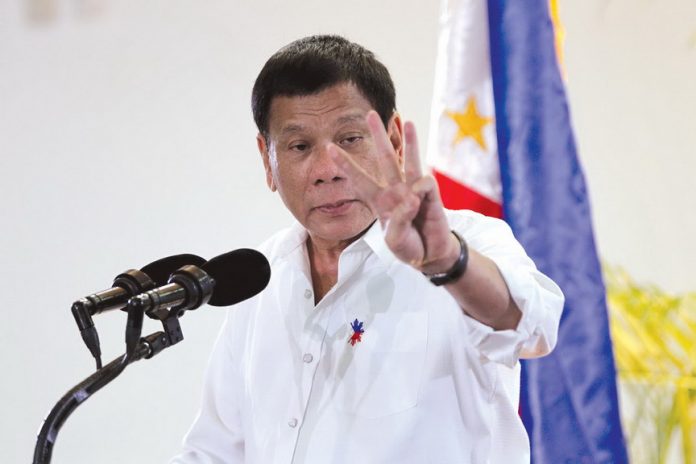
[348,319,365,346]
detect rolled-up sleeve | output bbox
[449,210,565,368]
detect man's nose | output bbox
[311,143,344,185]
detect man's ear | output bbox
[387,113,405,168]
[256,133,277,192]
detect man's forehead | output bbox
[278,113,367,135]
[267,83,374,135]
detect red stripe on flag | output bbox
[432,169,503,219]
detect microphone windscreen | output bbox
[141,254,207,286]
[203,249,271,306]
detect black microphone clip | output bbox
[125,265,216,355]
[71,270,155,368]
[71,254,207,369]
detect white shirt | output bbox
[171,210,564,464]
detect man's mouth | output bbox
[314,199,357,214]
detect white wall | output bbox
[0,1,439,462]
[0,0,693,462]
[564,0,696,294]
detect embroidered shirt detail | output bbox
[349,319,365,346]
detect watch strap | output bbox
[425,230,469,286]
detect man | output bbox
[172,35,563,464]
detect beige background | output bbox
[1,0,694,462]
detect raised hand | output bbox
[327,111,458,274]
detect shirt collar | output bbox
[351,219,398,269]
[274,220,309,261]
[273,219,398,270]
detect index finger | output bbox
[326,142,383,202]
[366,111,404,185]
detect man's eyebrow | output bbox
[279,124,305,136]
[278,114,368,135]
[335,114,367,126]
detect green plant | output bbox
[605,266,696,464]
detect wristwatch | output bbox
[424,230,469,286]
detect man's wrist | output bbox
[421,231,468,286]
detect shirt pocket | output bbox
[331,310,428,419]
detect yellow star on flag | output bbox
[445,97,493,151]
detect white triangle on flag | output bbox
[427,0,502,205]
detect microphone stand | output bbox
[33,303,183,464]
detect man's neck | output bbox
[306,237,349,305]
[305,221,377,304]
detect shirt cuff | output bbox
[461,259,564,368]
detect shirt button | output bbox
[288,418,298,428]
[304,289,312,299]
[303,353,313,363]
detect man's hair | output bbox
[251,35,396,138]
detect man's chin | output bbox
[306,215,377,247]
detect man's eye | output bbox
[290,143,309,152]
[340,136,363,146]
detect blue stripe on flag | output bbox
[486,1,629,462]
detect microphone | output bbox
[72,254,207,318]
[71,254,207,367]
[125,248,270,354]
[206,248,272,307]
[128,248,271,316]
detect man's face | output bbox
[257,83,403,247]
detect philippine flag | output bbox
[427,0,629,462]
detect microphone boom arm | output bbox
[32,331,173,464]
